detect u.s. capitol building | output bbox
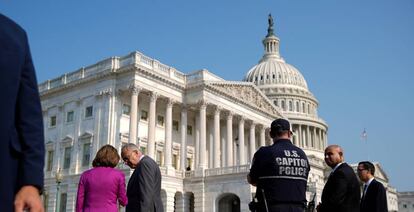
[40,17,396,211]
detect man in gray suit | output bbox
[121,143,164,212]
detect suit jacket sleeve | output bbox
[16,30,45,189]
[375,181,388,212]
[117,172,128,206]
[76,174,86,212]
[321,170,349,209]
[137,158,156,211]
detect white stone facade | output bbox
[39,22,332,212]
[399,192,414,212]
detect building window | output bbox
[296,102,299,112]
[141,110,148,121]
[186,158,192,170]
[157,115,164,126]
[85,106,93,118]
[260,75,263,80]
[281,101,285,110]
[50,116,57,127]
[63,147,72,169]
[273,100,278,106]
[66,111,74,123]
[403,204,407,208]
[173,120,179,131]
[46,150,54,171]
[122,104,131,115]
[82,143,91,167]
[289,101,293,111]
[308,104,311,114]
[302,103,305,113]
[140,146,147,154]
[156,151,163,166]
[172,154,178,169]
[187,125,193,135]
[60,193,67,212]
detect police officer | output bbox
[248,118,310,212]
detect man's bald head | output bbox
[324,145,344,168]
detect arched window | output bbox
[281,100,285,110]
[289,101,293,111]
[296,102,299,112]
[274,100,278,106]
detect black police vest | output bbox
[252,139,310,203]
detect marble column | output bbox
[238,117,245,165]
[249,122,256,161]
[128,85,140,145]
[306,125,310,148]
[147,92,158,159]
[180,106,187,171]
[226,112,233,167]
[313,127,317,148]
[195,115,199,168]
[260,125,266,147]
[198,102,207,169]
[213,107,221,168]
[164,98,173,169]
[318,128,323,150]
[298,124,302,147]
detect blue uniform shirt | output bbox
[249,139,310,204]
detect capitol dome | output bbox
[244,15,308,91]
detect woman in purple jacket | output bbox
[76,145,128,212]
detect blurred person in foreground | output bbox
[121,143,163,212]
[76,145,127,211]
[0,13,45,212]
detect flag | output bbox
[361,128,367,141]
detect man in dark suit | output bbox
[121,143,164,212]
[317,145,360,212]
[358,161,388,212]
[0,14,45,212]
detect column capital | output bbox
[149,91,159,102]
[214,106,221,115]
[129,84,142,95]
[165,98,175,107]
[196,99,208,109]
[225,111,233,120]
[239,116,245,124]
[250,122,256,128]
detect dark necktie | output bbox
[362,184,368,200]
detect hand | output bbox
[316,202,321,212]
[14,185,44,212]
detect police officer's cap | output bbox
[271,118,292,133]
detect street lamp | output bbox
[55,169,63,212]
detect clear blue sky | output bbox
[2,0,413,191]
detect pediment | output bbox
[374,163,389,182]
[61,135,74,146]
[79,131,93,140]
[206,82,284,117]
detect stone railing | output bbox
[204,165,250,177]
[38,51,187,93]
